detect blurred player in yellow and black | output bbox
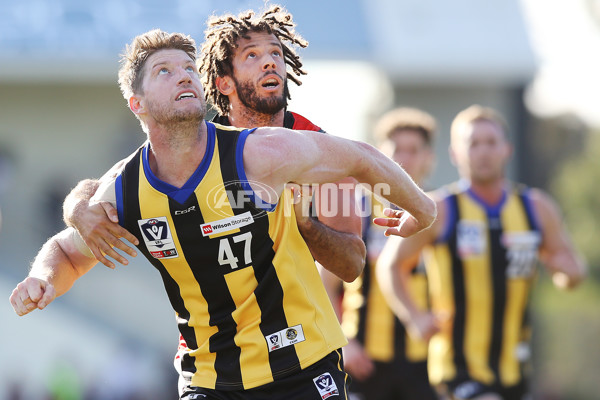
[376,105,587,400]
[322,107,439,400]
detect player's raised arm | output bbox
[244,127,437,237]
[530,188,587,289]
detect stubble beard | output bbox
[470,166,504,186]
[147,99,206,132]
[234,76,288,116]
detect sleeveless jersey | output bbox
[114,122,346,390]
[342,194,429,363]
[425,182,541,387]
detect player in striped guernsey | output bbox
[376,105,586,400]
[10,30,436,399]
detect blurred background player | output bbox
[321,107,439,400]
[376,104,587,400]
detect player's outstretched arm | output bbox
[374,193,445,340]
[532,189,587,289]
[9,228,98,316]
[244,127,437,238]
[62,163,139,269]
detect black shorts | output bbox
[439,378,528,400]
[348,360,437,400]
[180,349,349,400]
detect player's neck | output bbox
[147,120,208,188]
[227,107,285,128]
[467,178,506,205]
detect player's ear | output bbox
[216,76,235,96]
[504,142,513,159]
[129,95,144,115]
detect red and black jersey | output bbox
[211,110,324,132]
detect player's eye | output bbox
[158,67,169,75]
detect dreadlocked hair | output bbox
[199,4,308,116]
[118,29,197,102]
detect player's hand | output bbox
[372,208,424,237]
[552,271,584,290]
[9,277,56,316]
[342,338,375,382]
[289,184,313,228]
[406,311,440,342]
[72,201,139,269]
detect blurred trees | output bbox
[551,128,600,274]
[528,119,600,400]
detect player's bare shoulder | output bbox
[245,127,305,164]
[526,186,564,225]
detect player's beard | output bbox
[234,75,288,115]
[468,162,505,185]
[147,98,206,130]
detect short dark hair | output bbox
[374,107,437,146]
[451,104,509,145]
[198,4,308,116]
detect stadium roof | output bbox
[0,0,535,85]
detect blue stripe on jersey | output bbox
[141,122,216,205]
[235,128,277,212]
[437,195,457,244]
[115,174,124,228]
[519,188,540,232]
[466,187,507,218]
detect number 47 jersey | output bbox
[95,122,347,391]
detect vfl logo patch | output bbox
[138,217,178,259]
[313,372,339,399]
[200,211,254,237]
[265,325,305,352]
[457,220,486,258]
[268,334,281,350]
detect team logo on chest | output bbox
[138,217,178,259]
[457,220,486,258]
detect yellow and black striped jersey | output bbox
[341,194,429,363]
[425,182,541,387]
[106,122,346,390]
